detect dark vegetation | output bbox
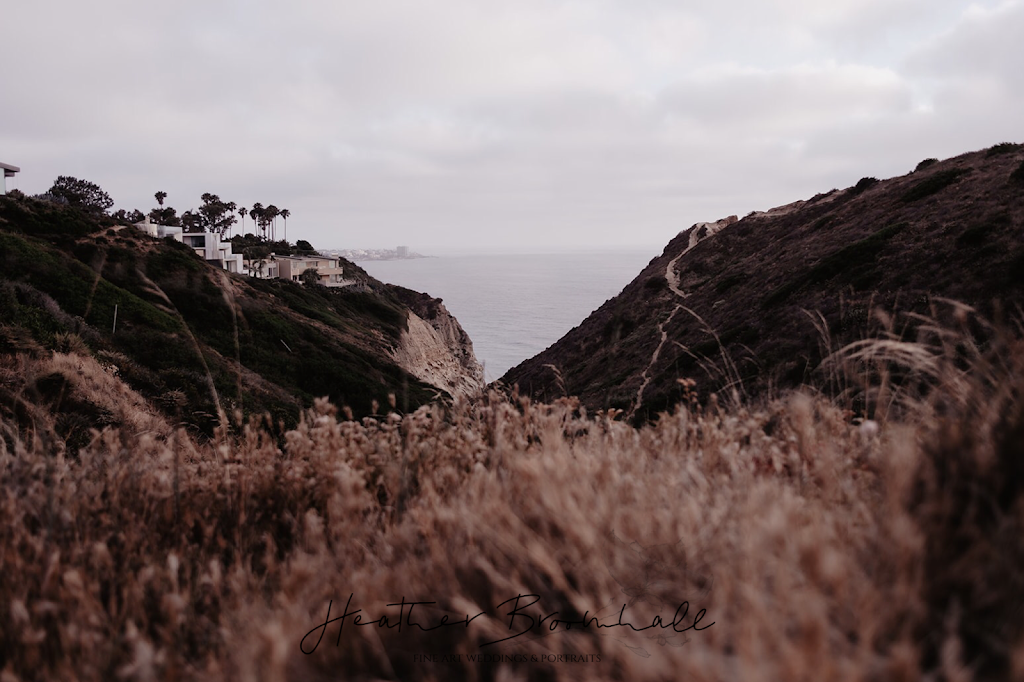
[848,176,879,195]
[228,234,318,256]
[762,222,907,306]
[501,143,1024,424]
[3,311,1024,681]
[1011,160,1024,185]
[44,176,115,214]
[901,167,971,203]
[0,193,441,445]
[2,150,1024,682]
[986,142,1021,157]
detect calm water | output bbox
[361,249,659,382]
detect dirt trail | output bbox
[628,218,731,418]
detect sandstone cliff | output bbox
[387,285,484,398]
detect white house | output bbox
[181,231,244,274]
[134,215,183,241]
[135,217,244,274]
[1,162,19,195]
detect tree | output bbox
[238,206,248,232]
[295,239,315,254]
[300,267,320,287]
[113,208,145,225]
[280,208,290,241]
[243,245,271,277]
[251,203,265,240]
[181,210,203,232]
[149,206,181,226]
[154,191,167,207]
[47,176,114,214]
[197,193,238,236]
[265,204,280,241]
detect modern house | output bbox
[134,215,183,240]
[242,256,279,279]
[274,254,353,287]
[1,162,20,195]
[181,231,244,274]
[134,217,244,274]
[132,215,345,285]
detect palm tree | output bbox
[251,203,264,240]
[238,206,248,233]
[280,208,290,242]
[155,191,167,207]
[265,205,280,242]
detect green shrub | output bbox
[915,158,939,172]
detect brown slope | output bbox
[500,143,1024,421]
[0,194,483,445]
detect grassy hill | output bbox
[1,150,1024,681]
[501,143,1024,423]
[0,193,450,450]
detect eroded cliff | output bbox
[387,285,484,398]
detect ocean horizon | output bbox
[359,248,661,382]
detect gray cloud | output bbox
[1,0,1019,250]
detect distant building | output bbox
[274,254,353,287]
[1,162,20,195]
[396,245,409,258]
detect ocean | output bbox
[360,249,660,382]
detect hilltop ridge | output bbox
[501,143,1024,421]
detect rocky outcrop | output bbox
[388,286,484,398]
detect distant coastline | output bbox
[325,247,431,262]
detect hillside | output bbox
[3,157,1024,682]
[501,143,1024,422]
[0,193,482,451]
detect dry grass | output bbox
[2,320,1024,681]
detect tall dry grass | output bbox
[2,313,1023,681]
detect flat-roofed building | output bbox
[274,254,353,287]
[180,231,245,274]
[1,162,20,195]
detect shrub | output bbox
[901,168,970,203]
[915,158,939,172]
[1010,160,1024,185]
[46,175,114,214]
[643,275,668,292]
[849,176,879,195]
[763,223,906,306]
[714,271,748,294]
[986,142,1021,157]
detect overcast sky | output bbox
[2,0,1021,251]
